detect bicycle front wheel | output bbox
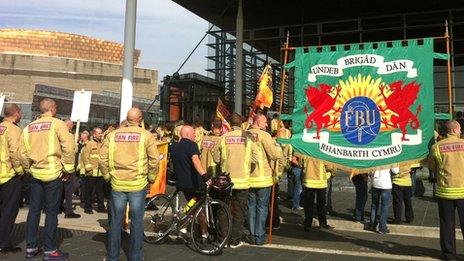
[143,194,175,244]
[190,199,232,255]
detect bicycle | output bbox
[143,177,232,255]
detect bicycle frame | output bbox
[164,187,217,236]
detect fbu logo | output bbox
[340,97,381,145]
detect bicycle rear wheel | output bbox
[190,199,232,255]
[143,194,175,244]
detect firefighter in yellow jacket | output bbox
[248,114,283,245]
[392,164,415,224]
[428,120,464,260]
[213,113,257,248]
[300,155,334,231]
[99,107,160,261]
[0,104,23,253]
[200,120,222,177]
[19,98,75,259]
[82,127,106,214]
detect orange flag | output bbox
[147,141,169,197]
[124,141,170,228]
[255,64,274,109]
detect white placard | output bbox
[0,94,5,116]
[70,90,92,122]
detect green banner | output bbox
[285,39,435,170]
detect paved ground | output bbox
[3,221,462,261]
[281,171,444,228]
[5,172,463,260]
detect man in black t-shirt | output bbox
[171,125,211,201]
[171,125,211,238]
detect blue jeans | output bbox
[353,175,368,221]
[292,167,302,208]
[107,189,146,261]
[370,188,391,232]
[248,187,271,244]
[26,178,63,252]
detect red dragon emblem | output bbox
[304,84,341,139]
[378,80,422,141]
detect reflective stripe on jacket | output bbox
[301,156,328,189]
[200,134,221,177]
[99,122,160,192]
[392,166,412,187]
[214,127,256,190]
[19,115,75,182]
[82,139,103,177]
[248,128,283,188]
[429,134,464,199]
[0,120,23,184]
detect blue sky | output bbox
[0,0,209,82]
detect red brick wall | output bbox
[0,29,140,65]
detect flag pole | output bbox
[268,32,290,245]
[278,31,290,113]
[445,20,453,117]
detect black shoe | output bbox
[84,209,93,214]
[405,219,414,224]
[97,208,108,213]
[378,229,390,234]
[243,235,255,245]
[392,219,401,224]
[0,246,21,253]
[64,213,81,219]
[320,224,334,230]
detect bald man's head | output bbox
[92,127,103,141]
[180,125,195,141]
[64,119,73,132]
[3,103,21,123]
[126,107,143,125]
[39,98,57,116]
[446,120,461,136]
[253,114,268,130]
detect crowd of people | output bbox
[0,97,464,260]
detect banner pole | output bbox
[445,20,453,117]
[74,120,81,146]
[268,32,290,245]
[281,35,449,52]
[278,32,290,113]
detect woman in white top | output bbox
[369,167,399,234]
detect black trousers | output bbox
[303,187,327,227]
[230,189,248,244]
[61,172,76,215]
[437,198,464,260]
[392,184,414,223]
[84,176,105,211]
[0,176,22,247]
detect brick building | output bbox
[0,29,158,126]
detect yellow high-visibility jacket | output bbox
[19,115,75,182]
[82,139,103,177]
[0,120,23,184]
[213,126,257,189]
[248,127,283,188]
[429,134,464,199]
[99,122,160,192]
[200,134,221,177]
